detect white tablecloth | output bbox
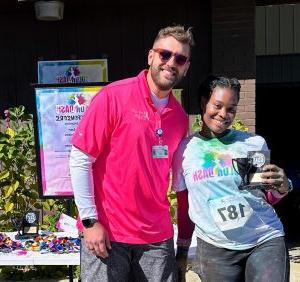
[0,232,80,266]
[0,227,197,266]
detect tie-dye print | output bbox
[172,129,284,250]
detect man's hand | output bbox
[176,246,189,282]
[83,222,111,258]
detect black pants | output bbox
[195,236,290,282]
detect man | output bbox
[70,25,194,281]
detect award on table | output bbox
[22,211,39,235]
[15,210,40,239]
[232,150,270,190]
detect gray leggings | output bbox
[195,236,290,282]
[80,238,177,282]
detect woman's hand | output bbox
[261,164,290,194]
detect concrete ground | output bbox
[289,242,300,282]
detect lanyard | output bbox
[154,112,163,145]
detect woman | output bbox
[173,76,292,282]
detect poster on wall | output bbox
[34,84,105,198]
[38,59,108,84]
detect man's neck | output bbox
[152,89,170,99]
[146,71,170,99]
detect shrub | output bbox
[0,106,41,230]
[0,105,79,279]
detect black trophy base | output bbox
[15,233,38,240]
[239,184,270,191]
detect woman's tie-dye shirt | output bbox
[172,129,284,250]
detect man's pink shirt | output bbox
[71,70,188,244]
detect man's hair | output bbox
[198,75,241,115]
[154,25,195,49]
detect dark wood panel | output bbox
[257,55,300,83]
[0,11,18,115]
[256,0,300,6]
[120,6,147,78]
[212,0,255,78]
[0,0,211,116]
[185,0,212,114]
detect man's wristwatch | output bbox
[82,218,98,228]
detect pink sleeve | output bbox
[265,190,287,205]
[177,190,195,241]
[71,89,116,158]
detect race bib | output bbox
[208,195,253,231]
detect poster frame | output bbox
[32,82,108,199]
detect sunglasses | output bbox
[152,48,189,66]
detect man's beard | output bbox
[150,65,182,91]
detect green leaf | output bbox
[167,192,177,200]
[16,194,27,207]
[4,202,14,212]
[12,180,19,190]
[0,213,9,221]
[5,128,15,138]
[4,185,14,198]
[0,170,9,180]
[230,118,248,132]
[169,198,177,205]
[34,202,43,209]
[43,201,51,211]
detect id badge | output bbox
[152,145,168,158]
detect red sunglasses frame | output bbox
[152,48,189,66]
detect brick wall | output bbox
[237,79,256,132]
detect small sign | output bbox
[56,213,77,232]
[38,59,108,84]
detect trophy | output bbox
[232,150,271,190]
[15,210,39,239]
[248,151,270,185]
[232,157,253,188]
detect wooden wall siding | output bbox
[257,54,300,83]
[256,6,266,55]
[212,0,256,79]
[256,0,300,5]
[295,4,300,53]
[0,1,211,116]
[280,4,294,54]
[256,4,300,55]
[266,5,280,54]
